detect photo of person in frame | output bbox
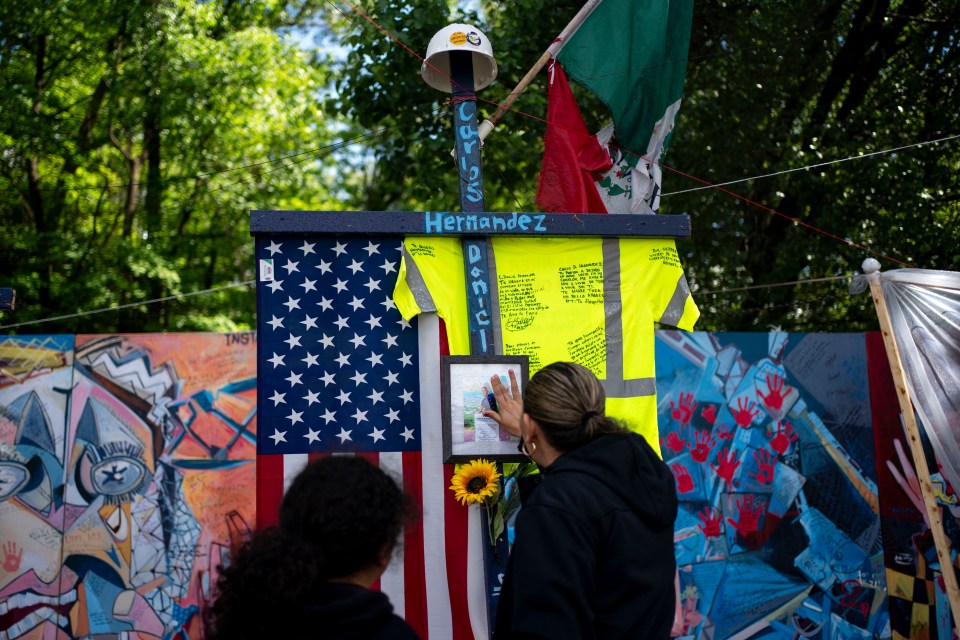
[465,383,505,443]
[443,357,527,462]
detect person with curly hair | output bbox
[485,361,679,640]
[205,456,419,640]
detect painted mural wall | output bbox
[0,333,257,639]
[0,330,955,639]
[656,331,888,639]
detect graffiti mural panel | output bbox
[657,332,888,639]
[0,333,256,639]
[2,329,953,638]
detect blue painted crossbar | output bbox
[250,210,691,237]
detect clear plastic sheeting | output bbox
[880,268,960,493]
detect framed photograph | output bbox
[441,355,529,463]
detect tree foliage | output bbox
[329,0,960,331]
[0,0,338,333]
[2,0,958,334]
[670,0,960,330]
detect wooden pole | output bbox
[478,50,551,137]
[863,258,960,632]
[474,0,603,143]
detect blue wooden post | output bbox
[0,288,14,311]
[449,49,508,634]
[450,51,495,357]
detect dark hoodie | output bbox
[494,431,678,640]
[288,582,419,640]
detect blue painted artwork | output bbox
[657,332,888,639]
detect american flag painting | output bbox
[255,234,488,640]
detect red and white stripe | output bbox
[256,315,488,639]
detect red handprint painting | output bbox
[749,448,777,485]
[731,397,760,428]
[714,421,734,442]
[664,427,689,456]
[688,429,717,464]
[769,421,799,455]
[671,462,695,494]
[757,373,795,420]
[670,391,698,428]
[711,447,741,487]
[700,404,719,426]
[726,494,769,550]
[697,507,723,538]
[2,540,23,573]
[656,331,883,638]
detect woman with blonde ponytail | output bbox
[485,361,678,640]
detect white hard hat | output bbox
[421,24,498,92]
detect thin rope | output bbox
[4,124,404,196]
[0,281,255,330]
[1,272,875,332]
[658,159,916,268]
[664,134,960,195]
[334,0,477,96]
[697,274,850,295]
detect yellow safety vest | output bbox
[394,236,699,454]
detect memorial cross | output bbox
[250,26,692,638]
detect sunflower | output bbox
[449,459,501,506]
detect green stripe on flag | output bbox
[556,0,694,161]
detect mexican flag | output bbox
[536,0,695,214]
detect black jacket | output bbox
[288,582,419,640]
[494,432,678,640]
